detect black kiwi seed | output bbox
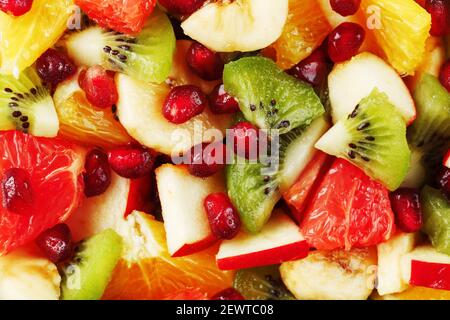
[118,54,128,62]
[22,122,30,129]
[4,88,12,93]
[349,105,360,119]
[349,143,357,149]
[8,102,18,108]
[270,99,277,106]
[118,45,131,51]
[365,136,375,141]
[10,97,19,101]
[263,176,271,182]
[20,116,28,122]
[264,187,271,195]
[103,46,112,53]
[357,122,370,131]
[113,114,120,121]
[30,88,37,95]
[15,93,24,99]
[110,50,120,56]
[250,104,256,111]
[12,111,22,117]
[361,156,371,162]
[260,101,264,109]
[111,104,117,113]
[348,150,356,159]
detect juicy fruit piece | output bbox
[425,0,450,36]
[316,89,411,191]
[107,146,156,179]
[65,8,175,84]
[439,60,450,92]
[229,121,262,160]
[83,149,112,198]
[287,48,330,87]
[181,0,289,53]
[209,84,240,115]
[78,66,118,109]
[1,168,32,213]
[330,0,361,16]
[300,159,395,250]
[0,67,59,137]
[159,0,206,15]
[36,49,76,87]
[0,0,33,16]
[327,22,365,63]
[0,131,84,255]
[268,0,332,69]
[162,85,207,124]
[185,142,227,178]
[445,150,450,168]
[382,286,450,300]
[186,42,224,81]
[35,224,73,263]
[360,0,431,75]
[60,229,123,300]
[328,52,416,124]
[421,186,450,255]
[0,0,73,75]
[204,193,241,240]
[223,57,324,134]
[390,189,423,233]
[211,288,245,300]
[280,247,377,300]
[234,265,294,300]
[75,0,156,34]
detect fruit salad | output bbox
[0,0,450,301]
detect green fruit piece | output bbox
[0,67,59,137]
[60,229,123,300]
[316,89,410,191]
[65,8,175,83]
[223,56,324,134]
[421,185,450,256]
[233,265,294,300]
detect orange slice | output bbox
[380,286,450,300]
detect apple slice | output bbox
[66,172,151,241]
[155,164,225,257]
[328,52,416,124]
[444,150,450,169]
[216,211,309,270]
[401,245,450,291]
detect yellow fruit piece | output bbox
[377,286,450,300]
[361,0,431,75]
[0,0,74,75]
[267,0,332,69]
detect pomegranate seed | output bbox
[108,146,156,179]
[186,42,224,81]
[211,288,245,300]
[204,193,241,240]
[390,188,423,233]
[0,0,33,16]
[209,84,240,114]
[229,121,262,160]
[83,149,111,198]
[158,0,206,15]
[36,49,76,86]
[425,0,450,36]
[163,85,208,124]
[79,66,118,109]
[328,22,365,63]
[330,0,361,17]
[185,142,227,178]
[1,168,32,214]
[35,224,73,263]
[288,48,329,86]
[437,166,450,198]
[439,60,450,92]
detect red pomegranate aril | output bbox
[439,60,450,92]
[186,142,227,178]
[0,0,33,16]
[35,224,73,263]
[437,166,450,198]
[230,121,261,160]
[211,288,245,300]
[186,42,224,81]
[79,66,118,109]
[163,85,208,124]
[288,48,329,86]
[330,0,361,17]
[108,146,156,179]
[204,193,241,240]
[209,84,240,114]
[36,49,76,86]
[328,22,365,63]
[425,0,450,36]
[389,188,423,233]
[83,149,111,198]
[158,0,206,15]
[1,168,32,214]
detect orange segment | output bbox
[382,286,450,300]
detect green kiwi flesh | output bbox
[60,229,123,300]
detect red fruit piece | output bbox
[1,168,32,214]
[0,131,84,255]
[163,85,208,124]
[209,84,240,114]
[330,0,361,17]
[437,166,450,198]
[328,22,365,63]
[0,0,33,16]
[186,42,224,81]
[35,223,73,263]
[79,66,118,109]
[204,193,241,240]
[211,288,245,300]
[83,149,112,198]
[185,142,227,178]
[108,146,156,179]
[158,0,206,15]
[36,49,76,87]
[300,158,395,250]
[425,0,450,36]
[439,60,450,92]
[287,48,330,86]
[390,188,423,233]
[229,121,262,160]
[75,0,156,34]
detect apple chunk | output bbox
[329,52,416,124]
[216,212,309,270]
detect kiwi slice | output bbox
[233,265,295,300]
[421,186,450,256]
[0,67,58,137]
[315,89,410,191]
[223,56,324,134]
[65,8,175,83]
[60,229,123,300]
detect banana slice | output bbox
[181,0,289,52]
